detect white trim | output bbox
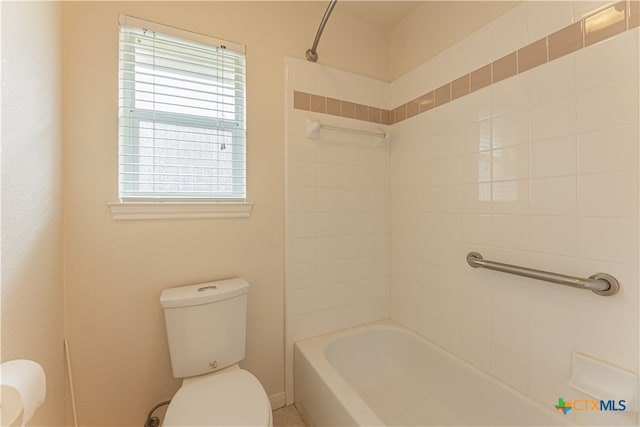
[269,391,286,410]
[108,201,253,220]
[118,14,245,54]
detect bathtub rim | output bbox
[294,319,575,426]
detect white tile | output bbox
[316,140,340,164]
[461,301,491,338]
[492,144,529,181]
[316,188,340,213]
[435,129,462,159]
[437,318,462,356]
[436,265,462,299]
[435,101,463,133]
[578,171,638,217]
[461,331,491,372]
[436,293,462,327]
[573,340,639,374]
[492,180,529,215]
[492,76,529,117]
[530,216,578,257]
[288,186,317,213]
[576,26,638,92]
[293,237,317,264]
[338,163,358,189]
[527,1,574,43]
[436,184,462,213]
[573,1,616,20]
[491,313,529,357]
[528,362,578,422]
[338,141,358,166]
[317,163,338,188]
[573,257,638,313]
[315,236,338,262]
[491,215,529,250]
[433,156,461,186]
[530,176,577,216]
[462,214,492,246]
[287,134,317,162]
[459,29,493,75]
[462,120,491,154]
[577,217,638,264]
[530,135,577,178]
[491,279,529,322]
[530,94,577,142]
[286,263,317,290]
[462,152,491,183]
[529,327,575,378]
[490,3,527,59]
[490,344,529,393]
[419,311,440,343]
[577,78,639,133]
[461,267,493,309]
[572,300,638,360]
[527,53,576,107]
[530,292,577,334]
[462,87,491,125]
[315,260,340,286]
[578,125,639,175]
[289,160,317,187]
[492,109,529,149]
[435,212,462,241]
[462,183,492,214]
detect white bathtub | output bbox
[294,321,574,426]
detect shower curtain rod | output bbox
[306,0,338,62]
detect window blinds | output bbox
[118,16,246,200]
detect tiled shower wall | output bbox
[390,2,639,426]
[284,58,390,404]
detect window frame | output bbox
[111,15,252,220]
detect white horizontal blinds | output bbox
[118,16,246,200]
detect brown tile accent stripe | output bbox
[470,64,492,93]
[518,38,547,73]
[293,0,636,126]
[492,52,517,83]
[585,1,627,46]
[548,21,583,61]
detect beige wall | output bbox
[388,1,519,81]
[62,2,388,425]
[1,1,66,426]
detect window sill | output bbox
[108,201,253,220]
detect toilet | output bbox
[160,277,273,426]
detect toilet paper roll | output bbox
[1,360,46,427]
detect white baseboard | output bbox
[269,391,286,410]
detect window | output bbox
[118,16,246,202]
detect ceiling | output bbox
[316,1,425,30]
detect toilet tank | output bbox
[160,277,249,378]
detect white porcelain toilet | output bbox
[160,277,273,426]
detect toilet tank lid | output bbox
[160,277,249,308]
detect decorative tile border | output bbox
[293,90,391,125]
[294,0,639,126]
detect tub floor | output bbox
[273,405,306,427]
[357,370,461,426]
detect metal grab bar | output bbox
[466,252,620,296]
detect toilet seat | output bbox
[162,369,272,426]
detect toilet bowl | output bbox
[163,367,272,426]
[160,278,272,426]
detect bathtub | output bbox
[294,320,574,426]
